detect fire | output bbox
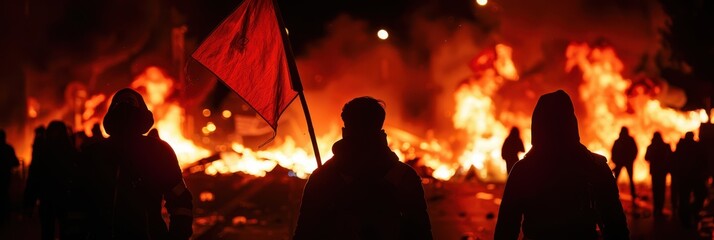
[131,67,213,167]
[453,44,528,182]
[566,42,704,183]
[55,42,706,183]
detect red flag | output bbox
[192,0,297,131]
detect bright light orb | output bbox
[476,0,488,6]
[206,122,216,132]
[377,29,389,40]
[222,110,232,119]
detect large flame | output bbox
[452,44,529,182]
[566,42,704,183]
[65,42,706,183]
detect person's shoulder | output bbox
[308,157,339,180]
[386,161,422,187]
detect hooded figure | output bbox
[502,127,525,174]
[495,90,629,240]
[81,88,193,239]
[611,127,638,203]
[672,132,706,227]
[294,97,432,240]
[644,132,671,217]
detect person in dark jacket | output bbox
[0,129,19,223]
[672,132,706,227]
[644,132,671,217]
[294,96,432,240]
[495,90,629,240]
[81,88,193,239]
[612,127,638,204]
[501,127,525,174]
[23,121,78,240]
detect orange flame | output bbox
[566,42,704,183]
[453,44,528,182]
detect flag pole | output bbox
[272,0,322,167]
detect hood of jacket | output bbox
[103,88,154,137]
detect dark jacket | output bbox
[81,89,192,240]
[495,90,629,240]
[294,132,432,240]
[612,132,637,166]
[645,136,671,175]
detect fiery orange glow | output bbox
[452,44,528,182]
[27,98,39,119]
[566,42,704,183]
[72,41,706,183]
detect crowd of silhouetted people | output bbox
[2,88,714,239]
[499,93,714,235]
[2,89,193,240]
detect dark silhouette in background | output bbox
[495,90,629,240]
[501,127,525,175]
[644,132,671,218]
[0,130,19,223]
[80,123,105,150]
[611,127,638,205]
[294,96,432,240]
[672,132,706,228]
[81,88,193,239]
[23,121,78,240]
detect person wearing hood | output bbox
[495,90,629,240]
[501,127,525,175]
[611,126,638,205]
[81,88,193,239]
[644,132,671,217]
[672,131,706,228]
[294,96,432,240]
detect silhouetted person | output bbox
[672,132,706,227]
[23,121,78,240]
[81,88,193,239]
[611,127,638,204]
[79,124,106,153]
[23,126,45,216]
[294,96,432,239]
[644,132,671,217]
[0,130,19,222]
[495,90,629,240]
[502,127,525,174]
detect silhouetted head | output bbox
[684,131,694,141]
[531,90,579,147]
[509,127,520,139]
[46,121,70,143]
[91,123,102,138]
[651,132,663,144]
[0,129,5,144]
[341,96,386,137]
[103,88,154,136]
[619,127,630,138]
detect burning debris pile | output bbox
[22,43,710,184]
[9,0,713,185]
